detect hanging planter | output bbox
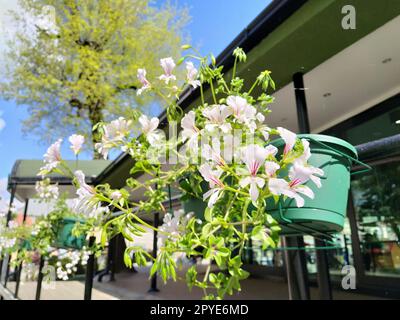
[20,239,33,250]
[179,135,370,237]
[266,134,370,236]
[54,217,86,250]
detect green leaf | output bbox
[211,54,216,66]
[121,228,134,241]
[209,273,218,284]
[186,266,197,290]
[150,262,158,277]
[218,247,230,257]
[201,223,213,238]
[100,227,108,247]
[176,57,185,65]
[204,207,212,222]
[123,249,132,268]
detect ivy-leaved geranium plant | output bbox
[38,47,324,299]
[29,190,94,281]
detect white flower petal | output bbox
[277,127,296,155]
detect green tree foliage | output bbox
[0,0,190,158]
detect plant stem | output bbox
[99,196,162,233]
[247,79,259,95]
[239,200,250,257]
[200,84,205,106]
[231,56,238,90]
[209,80,217,104]
[224,193,237,220]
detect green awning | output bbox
[8,159,111,201]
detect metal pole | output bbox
[282,237,299,299]
[22,199,29,222]
[5,185,16,226]
[148,212,160,293]
[35,256,45,300]
[14,265,23,298]
[315,238,332,300]
[284,236,310,299]
[292,72,332,300]
[3,257,10,287]
[293,72,310,133]
[110,235,117,281]
[14,199,29,298]
[0,185,16,284]
[84,236,96,300]
[282,72,312,300]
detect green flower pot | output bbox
[21,239,33,250]
[54,217,86,250]
[266,134,362,236]
[179,135,367,237]
[182,196,208,220]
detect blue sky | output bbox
[0,0,271,203]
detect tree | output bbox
[0,0,190,158]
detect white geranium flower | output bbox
[202,104,232,133]
[95,117,132,159]
[159,57,176,84]
[277,127,297,155]
[295,139,311,164]
[181,111,200,151]
[159,209,193,246]
[289,162,324,189]
[238,144,272,202]
[268,162,320,207]
[138,115,162,144]
[35,179,59,200]
[110,190,122,201]
[199,163,225,208]
[253,113,271,140]
[202,143,226,167]
[68,134,85,155]
[226,95,257,125]
[186,61,201,88]
[223,134,241,163]
[105,117,132,141]
[291,139,324,187]
[265,161,280,177]
[39,139,62,174]
[73,170,104,217]
[137,68,151,95]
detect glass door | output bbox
[351,158,400,278]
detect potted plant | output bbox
[264,134,369,235]
[37,46,361,299]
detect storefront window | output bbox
[305,219,354,276]
[246,239,284,267]
[351,159,400,277]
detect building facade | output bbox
[94,0,400,298]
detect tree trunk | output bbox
[88,101,104,159]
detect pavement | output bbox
[3,264,387,300]
[92,266,385,300]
